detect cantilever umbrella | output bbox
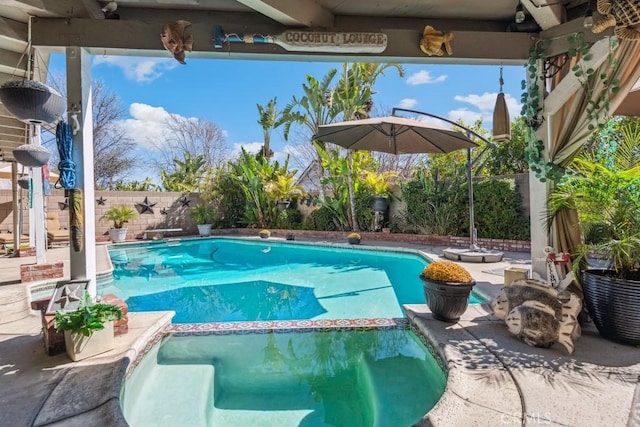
[313,115,478,154]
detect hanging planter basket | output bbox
[13,144,51,167]
[0,80,65,125]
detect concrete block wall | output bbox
[0,189,204,241]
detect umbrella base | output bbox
[443,247,504,263]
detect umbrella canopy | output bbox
[314,115,478,154]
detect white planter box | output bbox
[197,224,212,237]
[109,228,128,243]
[64,321,115,362]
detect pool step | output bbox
[125,364,214,427]
[361,355,436,426]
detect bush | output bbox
[212,172,246,228]
[473,178,530,240]
[302,206,338,231]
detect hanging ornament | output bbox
[492,66,511,143]
[0,80,65,125]
[13,144,51,167]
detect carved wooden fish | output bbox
[505,298,579,354]
[592,0,640,40]
[419,25,453,56]
[161,20,193,64]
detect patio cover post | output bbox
[29,125,47,264]
[66,47,97,296]
[10,162,19,256]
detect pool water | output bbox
[122,329,446,427]
[105,238,484,323]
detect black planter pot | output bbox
[582,269,640,346]
[421,277,475,322]
[372,196,388,212]
[0,80,65,125]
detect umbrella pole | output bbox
[467,147,478,251]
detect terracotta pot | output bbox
[421,276,475,322]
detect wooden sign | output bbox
[213,26,387,53]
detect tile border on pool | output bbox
[165,317,409,334]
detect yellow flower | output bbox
[420,261,473,283]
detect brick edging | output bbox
[211,229,531,253]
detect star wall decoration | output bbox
[96,196,107,206]
[53,285,81,309]
[179,196,191,207]
[58,198,69,210]
[160,208,169,216]
[136,196,157,214]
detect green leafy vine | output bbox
[521,33,620,183]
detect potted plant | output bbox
[550,146,640,345]
[362,170,397,212]
[347,232,361,245]
[191,203,216,236]
[419,261,475,322]
[259,229,271,239]
[54,291,123,361]
[101,205,137,243]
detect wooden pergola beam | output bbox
[235,0,334,28]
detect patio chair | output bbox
[46,212,69,247]
[0,232,29,253]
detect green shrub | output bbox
[473,178,530,240]
[213,172,247,228]
[302,206,338,231]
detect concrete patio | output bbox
[0,240,638,426]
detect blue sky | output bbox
[48,54,525,181]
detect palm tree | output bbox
[333,62,404,231]
[280,69,340,199]
[256,97,281,159]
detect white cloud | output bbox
[231,142,263,156]
[453,92,522,123]
[397,98,417,109]
[406,70,447,86]
[93,56,178,82]
[448,108,483,124]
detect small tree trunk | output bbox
[347,150,359,232]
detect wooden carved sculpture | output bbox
[419,26,454,56]
[592,0,640,40]
[161,20,194,64]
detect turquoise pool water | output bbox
[104,238,484,323]
[122,329,447,427]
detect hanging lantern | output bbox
[13,144,51,167]
[0,80,65,125]
[492,67,511,143]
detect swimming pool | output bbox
[122,328,447,427]
[104,238,484,323]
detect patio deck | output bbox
[0,239,638,426]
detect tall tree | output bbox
[156,114,229,172]
[280,69,340,199]
[160,152,206,192]
[333,63,404,231]
[256,97,281,159]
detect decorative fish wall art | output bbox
[419,26,453,56]
[161,20,193,64]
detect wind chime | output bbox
[492,66,511,143]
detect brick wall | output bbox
[20,261,64,282]
[214,228,531,253]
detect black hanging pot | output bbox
[0,80,65,125]
[372,196,388,212]
[13,144,51,167]
[582,269,640,346]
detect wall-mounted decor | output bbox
[592,0,640,40]
[213,26,387,53]
[136,196,157,214]
[161,20,193,64]
[58,198,68,210]
[160,208,169,216]
[179,196,190,207]
[419,26,453,56]
[96,196,107,206]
